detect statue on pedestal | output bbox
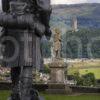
[47,28,72,94]
[0,0,52,100]
[53,28,61,59]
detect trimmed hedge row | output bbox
[70,86,100,93]
[0,82,48,91]
[0,82,100,93]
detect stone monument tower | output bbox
[72,16,78,32]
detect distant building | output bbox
[70,16,100,31]
[72,16,78,32]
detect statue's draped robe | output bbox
[1,29,42,69]
[0,0,52,70]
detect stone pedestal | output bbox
[50,59,66,83]
[46,59,72,94]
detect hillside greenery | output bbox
[67,60,100,79]
[42,29,100,59]
[62,29,100,58]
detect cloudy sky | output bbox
[0,0,100,8]
[51,0,100,4]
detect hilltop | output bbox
[52,3,100,18]
[51,3,100,30]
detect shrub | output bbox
[43,64,51,74]
[73,72,83,86]
[73,72,96,86]
[82,73,96,86]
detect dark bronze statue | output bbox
[0,0,52,100]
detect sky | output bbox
[0,0,100,9]
[51,0,100,4]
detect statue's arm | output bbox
[36,0,52,38]
[2,0,10,12]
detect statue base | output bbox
[49,58,66,83]
[46,58,72,94]
[46,84,72,94]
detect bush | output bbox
[82,73,96,86]
[43,64,51,74]
[73,72,96,86]
[73,72,83,86]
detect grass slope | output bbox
[43,94,100,100]
[0,90,100,100]
[79,68,100,79]
[68,60,100,79]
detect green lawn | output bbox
[0,90,11,100]
[43,94,100,100]
[67,60,100,79]
[0,90,100,100]
[68,67,100,79]
[79,68,100,79]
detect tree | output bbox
[62,29,100,58]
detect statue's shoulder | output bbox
[36,0,51,11]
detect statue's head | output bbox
[10,1,27,14]
[55,28,60,34]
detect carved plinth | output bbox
[46,59,72,94]
[49,59,66,83]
